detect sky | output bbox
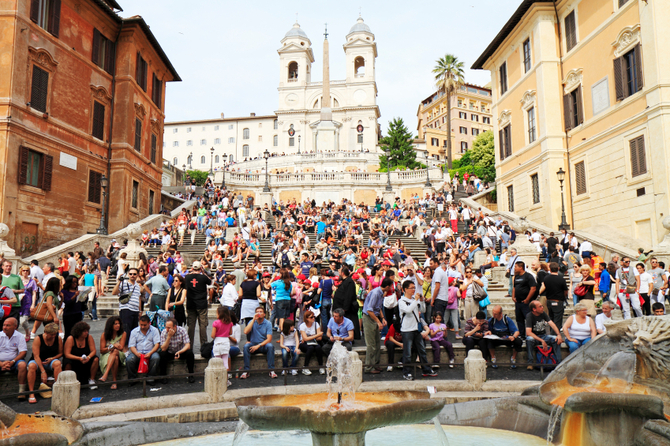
[119,0,521,135]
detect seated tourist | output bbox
[384,320,403,372]
[462,311,490,361]
[159,318,195,383]
[99,316,126,389]
[126,315,160,385]
[562,303,596,353]
[486,305,522,369]
[323,308,355,356]
[279,319,300,376]
[27,322,62,403]
[595,301,614,334]
[428,313,455,368]
[0,318,28,398]
[525,301,563,370]
[241,306,276,379]
[63,321,98,386]
[298,310,324,375]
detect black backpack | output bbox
[282,253,290,268]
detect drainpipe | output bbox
[105,22,122,233]
[554,0,575,229]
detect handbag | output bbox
[478,295,491,308]
[472,281,488,302]
[30,296,54,323]
[574,284,587,297]
[137,354,149,374]
[118,282,131,305]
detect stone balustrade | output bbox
[217,151,381,173]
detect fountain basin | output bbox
[235,391,445,435]
[0,414,83,445]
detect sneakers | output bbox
[302,369,312,376]
[491,358,498,369]
[291,370,298,376]
[281,370,286,376]
[387,366,393,372]
[240,372,249,379]
[433,364,440,369]
[403,374,414,381]
[449,358,455,369]
[510,358,517,369]
[269,371,278,378]
[422,369,438,377]
[88,379,97,390]
[319,368,326,375]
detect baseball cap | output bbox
[192,261,202,270]
[382,260,393,266]
[262,272,271,278]
[312,281,320,288]
[352,273,360,280]
[448,277,455,285]
[298,274,306,281]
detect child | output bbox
[428,313,455,368]
[280,319,300,376]
[211,306,233,385]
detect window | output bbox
[288,61,298,80]
[135,53,148,91]
[243,145,249,157]
[499,62,508,94]
[214,138,221,144]
[563,86,584,131]
[258,135,262,142]
[202,126,206,131]
[92,101,105,140]
[630,135,647,177]
[200,139,206,145]
[243,128,249,139]
[228,137,234,144]
[483,117,491,124]
[187,127,191,133]
[131,180,138,208]
[575,161,587,195]
[614,45,643,101]
[173,157,178,165]
[523,38,531,73]
[151,74,162,108]
[91,29,115,74]
[18,147,52,190]
[228,124,234,130]
[173,141,179,147]
[357,133,363,144]
[88,170,102,204]
[258,123,262,128]
[355,56,365,76]
[186,140,193,146]
[459,112,467,119]
[30,0,61,37]
[507,185,515,212]
[200,156,206,164]
[30,65,49,113]
[150,134,157,164]
[289,137,295,147]
[527,107,536,143]
[229,155,233,162]
[274,119,278,130]
[564,11,577,52]
[472,128,479,136]
[173,128,178,133]
[471,114,479,122]
[461,141,468,152]
[215,155,219,163]
[134,118,142,152]
[273,135,278,146]
[531,174,540,204]
[499,124,512,160]
[619,0,630,6]
[214,125,219,131]
[459,127,467,134]
[148,190,154,214]
[431,137,439,146]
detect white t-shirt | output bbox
[299,321,320,345]
[230,324,241,346]
[595,313,611,332]
[638,272,653,294]
[448,209,458,220]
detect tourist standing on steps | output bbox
[361,278,391,374]
[512,261,536,339]
[112,267,145,341]
[399,281,436,381]
[1,260,24,324]
[332,266,360,340]
[540,262,569,333]
[615,256,642,319]
[184,261,211,347]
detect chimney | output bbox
[220,113,224,119]
[250,113,256,117]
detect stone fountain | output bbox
[235,342,445,446]
[0,398,83,445]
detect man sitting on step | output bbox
[486,305,522,369]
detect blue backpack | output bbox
[536,345,558,369]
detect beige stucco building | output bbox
[416,84,493,162]
[473,0,669,247]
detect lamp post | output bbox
[263,149,271,192]
[557,167,571,230]
[424,151,432,187]
[384,147,392,192]
[209,147,215,175]
[96,175,108,235]
[221,153,228,189]
[182,164,186,186]
[442,141,448,178]
[298,135,301,154]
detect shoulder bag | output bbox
[30,292,55,323]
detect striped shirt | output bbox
[118,281,141,313]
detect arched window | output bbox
[243,145,249,157]
[243,128,249,139]
[173,157,178,165]
[288,61,298,80]
[200,156,206,164]
[354,56,365,76]
[333,98,339,107]
[273,135,278,146]
[229,154,234,162]
[313,99,320,109]
[215,155,219,163]
[274,119,278,130]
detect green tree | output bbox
[447,131,496,183]
[433,54,465,169]
[186,169,209,186]
[379,118,419,170]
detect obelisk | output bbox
[316,23,337,152]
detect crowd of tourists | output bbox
[0,181,665,399]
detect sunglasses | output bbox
[128,273,138,276]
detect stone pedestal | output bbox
[512,234,540,270]
[473,250,488,269]
[349,351,363,391]
[316,120,338,153]
[423,186,435,197]
[382,191,395,206]
[119,223,147,269]
[51,371,80,417]
[491,266,507,284]
[0,223,21,274]
[258,191,273,209]
[464,349,486,390]
[204,358,227,403]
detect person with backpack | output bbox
[486,305,522,369]
[615,256,642,319]
[525,301,563,371]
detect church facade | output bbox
[163,17,381,170]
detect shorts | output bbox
[1,360,26,374]
[275,300,291,319]
[28,359,60,372]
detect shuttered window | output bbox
[18,147,52,191]
[630,136,647,177]
[92,101,105,140]
[135,53,148,91]
[131,180,139,209]
[30,65,49,113]
[563,86,584,131]
[150,134,157,164]
[507,185,515,212]
[499,62,508,94]
[531,174,540,204]
[151,74,162,108]
[134,118,142,152]
[499,124,512,160]
[30,0,60,37]
[91,29,115,74]
[575,161,587,195]
[565,11,577,52]
[614,45,643,102]
[88,170,102,203]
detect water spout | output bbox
[232,420,249,446]
[433,417,450,446]
[546,405,562,445]
[326,341,357,404]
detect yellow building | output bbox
[416,84,493,163]
[473,0,666,247]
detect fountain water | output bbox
[433,417,451,446]
[326,341,357,407]
[231,420,249,446]
[545,405,562,445]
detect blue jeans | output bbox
[401,331,432,376]
[243,343,275,370]
[90,295,98,320]
[281,346,299,368]
[572,293,579,306]
[526,334,562,364]
[229,345,241,358]
[566,337,591,354]
[197,216,206,231]
[126,352,160,378]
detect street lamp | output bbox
[96,175,109,234]
[182,164,186,185]
[557,167,570,230]
[221,153,228,189]
[263,149,271,192]
[384,147,392,192]
[424,151,432,187]
[298,135,301,155]
[442,141,448,177]
[209,147,215,175]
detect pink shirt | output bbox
[212,319,233,338]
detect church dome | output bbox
[285,22,309,39]
[348,17,371,35]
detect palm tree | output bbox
[433,54,465,170]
